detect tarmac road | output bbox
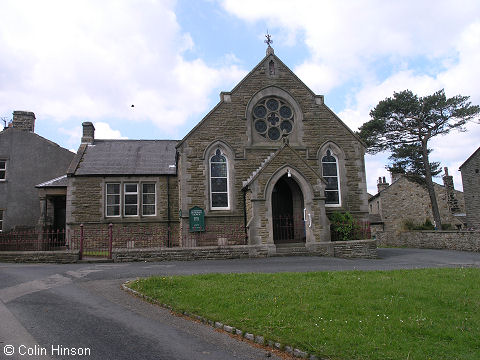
[1,248,479,360]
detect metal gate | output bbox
[77,224,112,260]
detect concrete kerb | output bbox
[121,281,324,360]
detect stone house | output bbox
[460,147,480,229]
[66,46,369,254]
[368,169,465,236]
[0,111,75,232]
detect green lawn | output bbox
[128,268,480,360]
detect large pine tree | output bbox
[358,89,479,229]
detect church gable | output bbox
[243,142,325,199]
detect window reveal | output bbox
[106,183,120,217]
[142,183,156,216]
[322,150,340,205]
[210,149,229,209]
[0,160,6,180]
[124,183,138,216]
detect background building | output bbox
[460,147,480,229]
[368,169,465,236]
[0,111,75,232]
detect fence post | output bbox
[108,223,113,260]
[79,224,84,260]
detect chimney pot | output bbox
[377,175,390,193]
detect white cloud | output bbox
[0,0,247,142]
[94,122,128,140]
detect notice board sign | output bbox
[189,206,205,232]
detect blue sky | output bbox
[1,0,479,194]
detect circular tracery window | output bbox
[253,97,294,141]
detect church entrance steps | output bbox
[274,242,309,256]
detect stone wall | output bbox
[0,250,79,263]
[0,239,377,263]
[376,231,480,252]
[461,150,480,229]
[112,239,377,262]
[113,245,269,262]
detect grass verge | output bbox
[127,268,480,360]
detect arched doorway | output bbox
[272,175,305,244]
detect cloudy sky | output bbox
[1,0,479,193]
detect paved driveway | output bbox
[1,248,479,360]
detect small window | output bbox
[124,183,138,216]
[210,149,229,209]
[0,209,3,231]
[322,150,340,205]
[106,183,120,217]
[142,183,156,216]
[0,160,6,181]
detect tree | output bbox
[387,143,441,184]
[358,89,480,229]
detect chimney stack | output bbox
[81,122,95,144]
[442,167,460,213]
[12,111,35,132]
[377,176,389,193]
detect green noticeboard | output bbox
[189,206,205,232]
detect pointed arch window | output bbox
[210,149,229,209]
[322,149,340,205]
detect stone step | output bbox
[274,245,309,256]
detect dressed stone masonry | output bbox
[460,147,480,229]
[64,45,370,257]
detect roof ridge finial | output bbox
[265,30,274,55]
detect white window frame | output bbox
[209,149,230,210]
[322,149,341,207]
[0,160,6,181]
[124,183,139,217]
[0,209,3,232]
[105,183,121,217]
[141,183,157,216]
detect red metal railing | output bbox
[0,223,247,255]
[0,228,70,251]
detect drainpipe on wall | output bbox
[167,175,170,247]
[242,187,248,244]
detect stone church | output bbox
[66,44,369,255]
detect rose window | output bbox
[253,97,294,141]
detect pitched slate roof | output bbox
[73,140,178,176]
[36,174,68,188]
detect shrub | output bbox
[403,218,436,231]
[328,211,358,241]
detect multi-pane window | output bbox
[210,149,229,209]
[142,183,156,216]
[106,182,156,217]
[106,183,120,216]
[322,150,340,205]
[0,210,3,232]
[124,183,138,216]
[0,160,6,180]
